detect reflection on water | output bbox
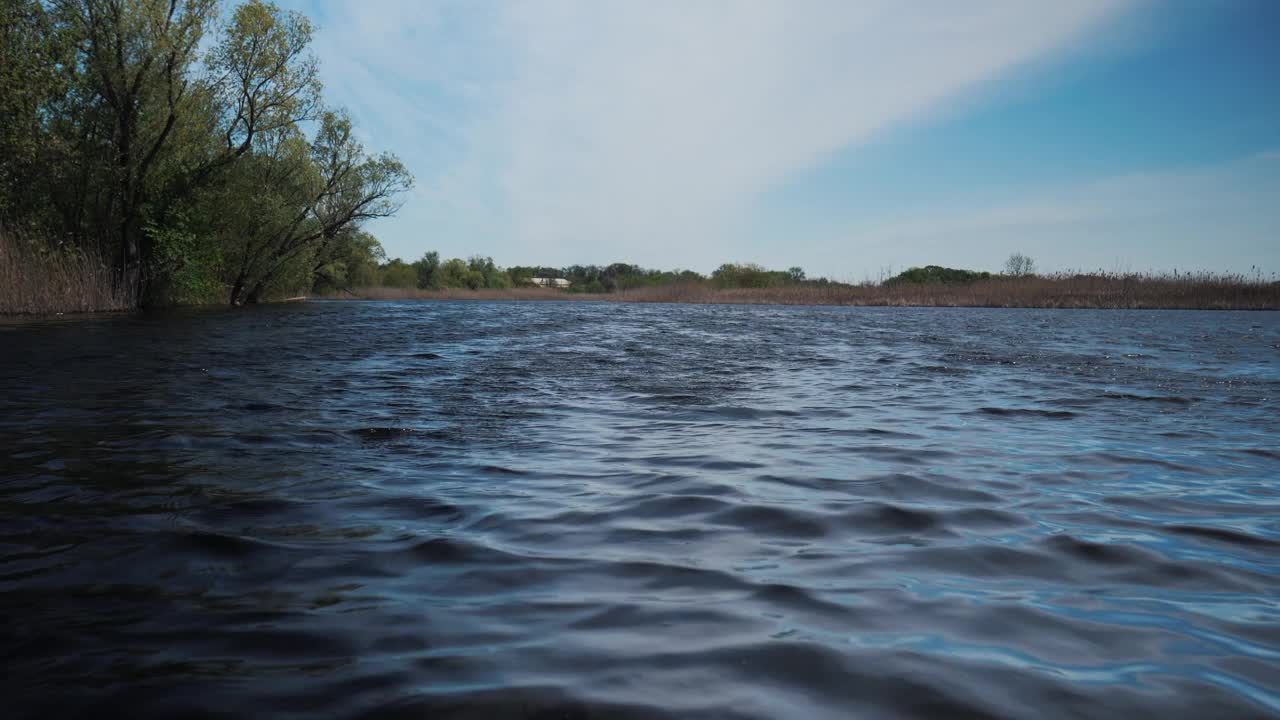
[1,302,1278,718]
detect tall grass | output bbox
[614,273,1280,309]
[0,227,132,314]
[324,272,1279,310]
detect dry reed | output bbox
[320,274,1279,310]
[0,227,132,314]
[615,274,1280,309]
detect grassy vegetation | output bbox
[635,272,1280,308]
[321,271,1279,310]
[0,228,130,314]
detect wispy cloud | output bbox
[839,152,1280,275]
[495,0,1130,266]
[289,0,1132,266]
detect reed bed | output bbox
[618,274,1280,309]
[0,228,131,314]
[324,273,1279,310]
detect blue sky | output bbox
[278,0,1279,278]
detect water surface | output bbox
[2,302,1278,718]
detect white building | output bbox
[528,277,571,288]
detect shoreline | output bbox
[5,281,1278,317]
[308,282,1280,311]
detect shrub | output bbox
[884,265,992,286]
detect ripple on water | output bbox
[0,304,1278,719]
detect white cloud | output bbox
[287,0,1133,266]
[493,0,1130,266]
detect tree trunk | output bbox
[118,211,143,307]
[115,103,145,307]
[229,272,247,306]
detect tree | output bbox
[312,228,383,293]
[412,250,440,289]
[379,258,417,288]
[712,262,780,288]
[0,0,72,225]
[225,110,411,304]
[437,257,481,289]
[467,255,510,288]
[884,265,991,286]
[37,0,324,305]
[1,0,410,310]
[55,0,219,302]
[1004,252,1036,277]
[206,0,321,161]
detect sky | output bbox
[276,0,1280,279]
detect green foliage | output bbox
[709,262,814,288]
[467,256,510,288]
[209,0,321,152]
[552,263,709,293]
[884,265,993,286]
[412,251,440,289]
[712,263,776,288]
[366,255,835,295]
[144,211,224,304]
[437,257,483,289]
[0,0,73,224]
[379,259,418,288]
[314,229,385,291]
[0,0,409,307]
[214,108,411,304]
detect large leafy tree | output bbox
[0,0,71,225]
[42,0,325,304]
[224,111,412,305]
[53,0,217,301]
[197,0,320,179]
[1,0,409,308]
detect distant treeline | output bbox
[335,254,847,294]
[337,254,1045,294]
[1,0,411,310]
[325,254,1279,311]
[602,270,1278,310]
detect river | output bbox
[2,301,1277,718]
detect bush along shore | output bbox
[312,263,1280,311]
[7,231,1278,313]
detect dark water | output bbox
[2,301,1278,719]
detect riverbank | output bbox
[319,274,1280,310]
[0,230,131,315]
[5,225,1276,314]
